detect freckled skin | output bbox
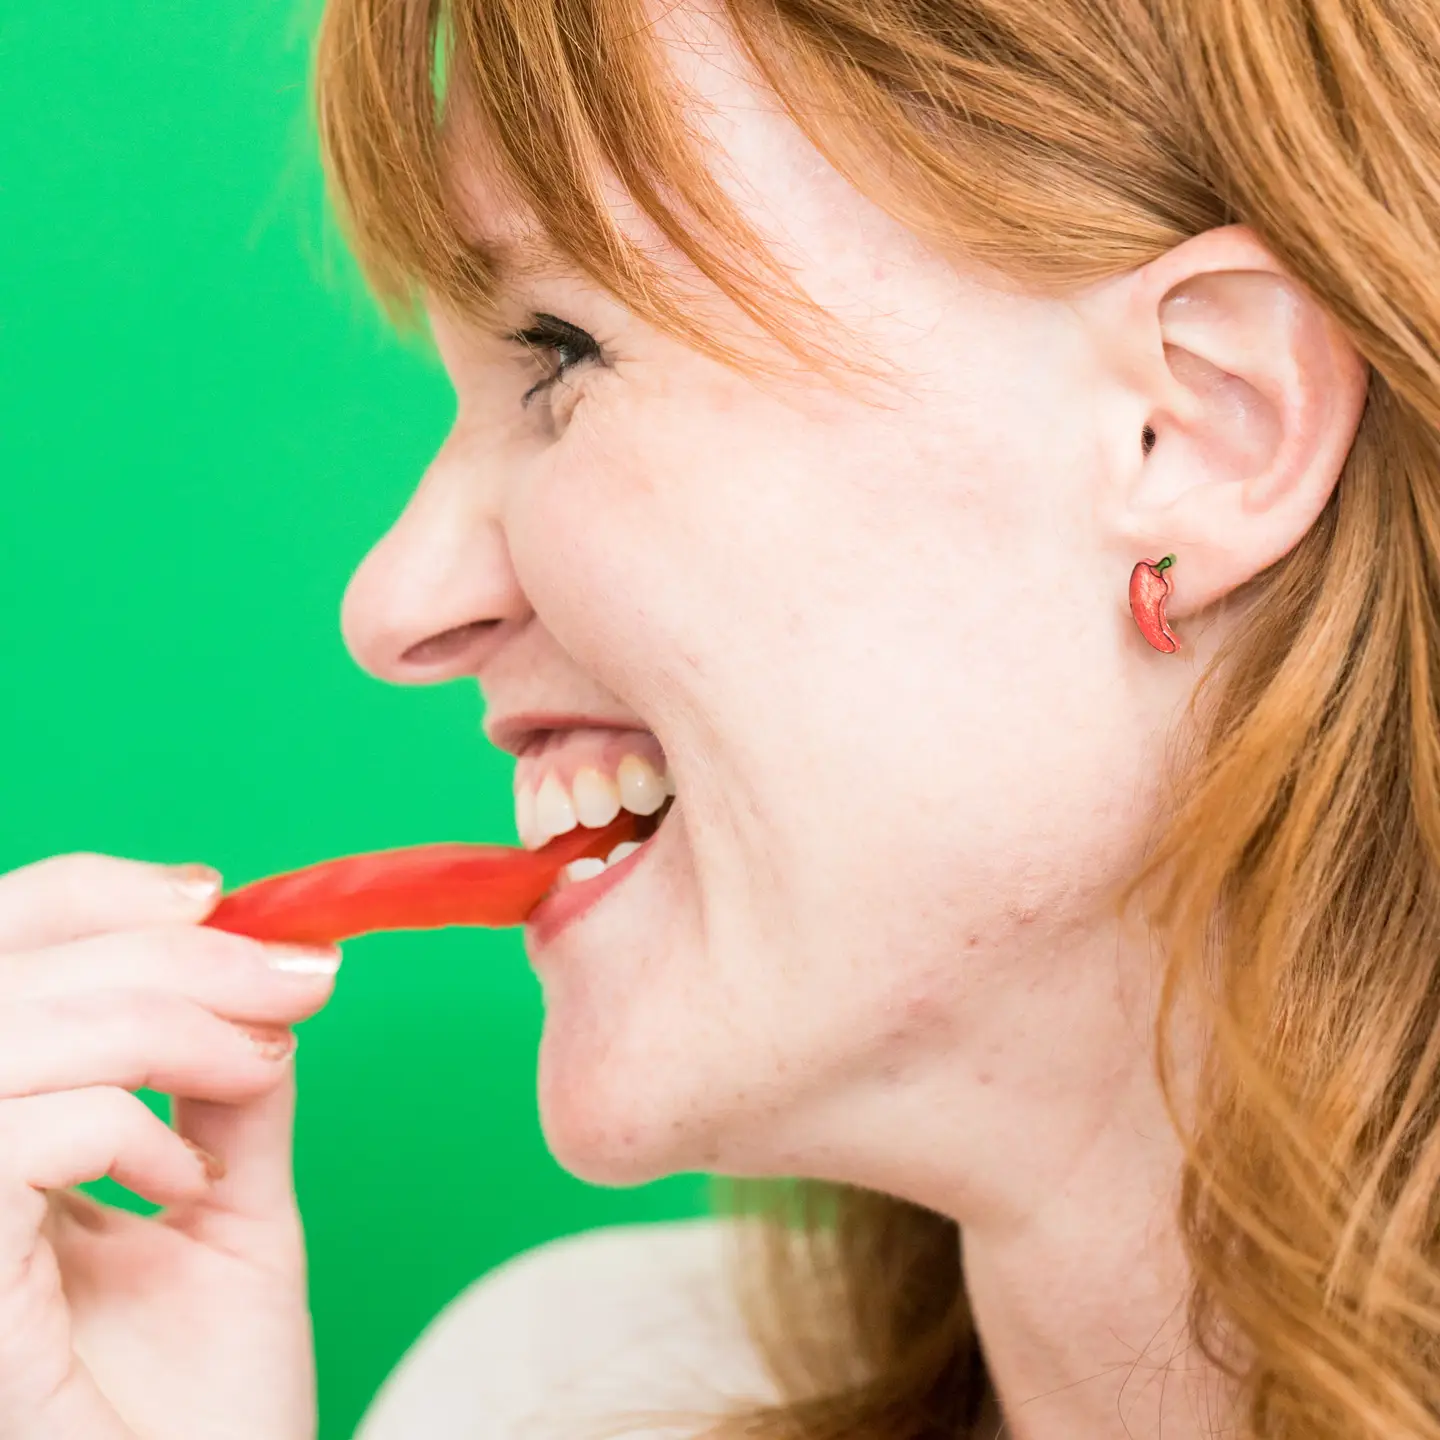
[335,4,1309,1437]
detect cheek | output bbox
[506,441,659,665]
[514,348,1148,924]
[506,377,777,698]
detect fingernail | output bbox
[182,1138,227,1182]
[266,944,342,976]
[236,1025,297,1062]
[169,863,223,905]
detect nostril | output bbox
[401,619,501,668]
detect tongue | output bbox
[204,811,639,945]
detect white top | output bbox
[354,1218,778,1440]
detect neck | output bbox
[949,933,1228,1440]
[958,1121,1227,1440]
[777,911,1233,1438]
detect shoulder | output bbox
[356,1217,776,1440]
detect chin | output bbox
[533,1017,709,1186]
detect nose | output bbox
[340,435,531,685]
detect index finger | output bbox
[0,853,222,954]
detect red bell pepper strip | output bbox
[203,811,638,945]
[1128,554,1180,653]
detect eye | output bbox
[508,313,603,407]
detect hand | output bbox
[0,852,342,1440]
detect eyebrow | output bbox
[425,228,578,343]
[460,225,573,286]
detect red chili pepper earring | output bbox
[1129,554,1180,653]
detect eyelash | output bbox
[508,313,602,407]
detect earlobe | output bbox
[1112,225,1369,625]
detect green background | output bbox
[0,4,709,1436]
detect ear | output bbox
[1087,224,1370,625]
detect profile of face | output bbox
[339,6,1366,1212]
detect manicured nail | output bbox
[237,1025,297,1062]
[182,1138,226,1182]
[169,863,223,905]
[266,944,342,976]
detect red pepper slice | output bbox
[203,812,638,945]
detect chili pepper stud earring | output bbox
[1129,554,1180,653]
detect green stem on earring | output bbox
[1155,554,1176,572]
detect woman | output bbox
[2,0,1435,1435]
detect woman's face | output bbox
[341,12,1182,1204]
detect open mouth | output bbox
[511,726,677,898]
[551,793,675,892]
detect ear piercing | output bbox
[1129,554,1180,652]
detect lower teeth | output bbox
[557,839,645,888]
[562,857,608,884]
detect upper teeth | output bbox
[573,767,621,827]
[516,752,673,849]
[617,755,666,816]
[534,774,577,840]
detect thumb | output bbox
[168,1034,305,1247]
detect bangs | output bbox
[313,0,1201,375]
[312,0,830,369]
